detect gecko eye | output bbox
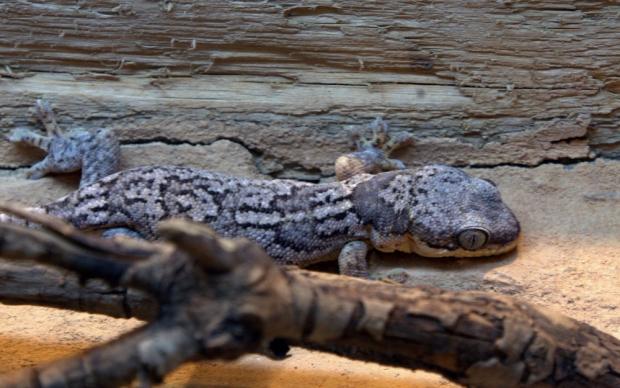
[457,227,489,250]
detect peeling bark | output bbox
[0,1,618,181]
[0,205,618,387]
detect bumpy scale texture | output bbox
[45,166,371,265]
[41,165,520,265]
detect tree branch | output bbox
[0,207,618,387]
[0,261,155,320]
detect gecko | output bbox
[1,100,520,277]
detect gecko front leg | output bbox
[6,99,120,187]
[334,117,413,181]
[337,241,369,278]
[332,118,413,277]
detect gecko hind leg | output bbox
[5,99,66,150]
[335,117,414,181]
[6,99,121,187]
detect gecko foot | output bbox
[33,99,63,136]
[354,117,413,154]
[335,117,414,180]
[6,99,121,187]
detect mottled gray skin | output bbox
[41,164,519,266]
[3,103,521,276]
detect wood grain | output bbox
[0,1,618,180]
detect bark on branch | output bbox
[0,204,618,387]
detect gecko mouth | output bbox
[398,234,519,258]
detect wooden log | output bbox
[0,1,618,182]
[0,207,618,387]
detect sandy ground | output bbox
[0,157,618,387]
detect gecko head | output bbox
[351,165,520,258]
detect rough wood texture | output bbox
[0,206,619,387]
[1,1,618,181]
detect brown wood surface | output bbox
[0,1,618,181]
